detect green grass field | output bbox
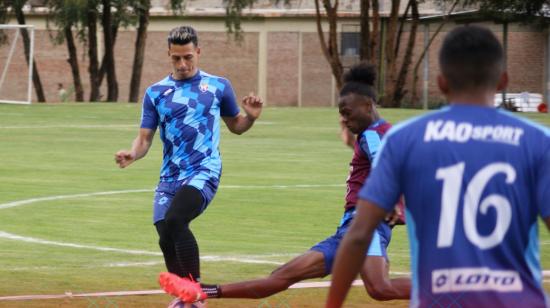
[0,104,548,307]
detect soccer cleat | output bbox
[159,272,207,303]
[167,297,207,308]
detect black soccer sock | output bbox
[174,227,201,281]
[201,284,222,298]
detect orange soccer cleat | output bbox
[159,272,207,304]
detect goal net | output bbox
[0,24,34,104]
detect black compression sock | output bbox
[201,284,221,298]
[174,232,200,281]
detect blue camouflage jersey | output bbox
[359,104,550,308]
[140,70,240,186]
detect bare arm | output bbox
[326,199,388,308]
[544,216,550,232]
[114,128,155,168]
[223,93,263,135]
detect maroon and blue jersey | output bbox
[344,119,392,209]
[359,104,550,308]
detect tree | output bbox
[86,0,100,102]
[128,0,150,103]
[311,0,420,107]
[390,0,420,106]
[410,0,550,105]
[1,0,47,102]
[101,0,118,101]
[410,0,459,105]
[314,0,344,90]
[46,0,85,102]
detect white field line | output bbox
[2,275,550,301]
[0,189,153,210]
[1,271,549,301]
[0,280,365,301]
[0,185,344,210]
[0,231,162,256]
[9,254,299,271]
[0,230,296,265]
[1,188,548,300]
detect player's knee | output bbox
[269,267,300,287]
[364,278,394,301]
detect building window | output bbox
[341,32,360,56]
[341,24,360,57]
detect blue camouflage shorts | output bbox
[152,177,218,224]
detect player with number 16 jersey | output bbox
[361,103,550,307]
[326,25,550,308]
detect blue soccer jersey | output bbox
[140,71,240,186]
[359,104,550,308]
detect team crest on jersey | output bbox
[199,83,209,92]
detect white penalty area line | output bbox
[0,185,344,210]
[0,189,153,210]
[0,280,365,301]
[0,230,292,266]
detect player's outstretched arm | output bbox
[326,199,387,308]
[223,93,263,135]
[115,128,155,168]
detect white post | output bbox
[257,29,267,106]
[0,30,19,95]
[298,31,303,108]
[423,23,429,110]
[28,26,35,104]
[0,24,34,104]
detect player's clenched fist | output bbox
[115,150,135,168]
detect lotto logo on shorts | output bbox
[431,267,523,293]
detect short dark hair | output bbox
[167,26,198,48]
[340,62,377,102]
[439,25,504,92]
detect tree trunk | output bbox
[314,0,344,90]
[14,3,46,102]
[411,0,459,104]
[98,23,119,88]
[392,0,419,105]
[369,0,380,64]
[102,0,118,102]
[129,0,150,103]
[64,25,84,102]
[359,0,370,61]
[87,6,100,102]
[394,0,411,58]
[381,0,400,107]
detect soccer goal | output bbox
[0,24,34,104]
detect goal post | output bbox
[0,24,34,104]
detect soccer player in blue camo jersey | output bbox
[155,63,410,305]
[327,25,550,308]
[115,26,263,302]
